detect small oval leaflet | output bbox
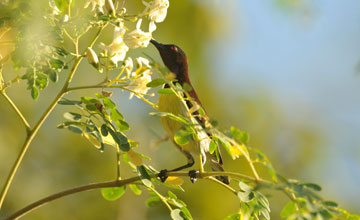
[101,186,126,201]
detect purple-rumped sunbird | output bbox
[151,40,229,184]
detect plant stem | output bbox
[0,91,31,131]
[116,146,121,181]
[67,85,157,108]
[5,171,265,220]
[0,25,106,210]
[149,187,172,211]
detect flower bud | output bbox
[86,47,100,70]
[105,0,115,15]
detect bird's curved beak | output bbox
[150,39,164,50]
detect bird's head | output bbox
[150,39,188,78]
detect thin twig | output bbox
[4,171,272,220]
[0,91,31,131]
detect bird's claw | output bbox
[189,170,198,183]
[158,169,168,182]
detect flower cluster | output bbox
[84,0,169,99]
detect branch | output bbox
[0,25,107,210]
[4,171,271,220]
[0,91,31,131]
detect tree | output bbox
[0,0,358,219]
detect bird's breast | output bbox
[158,94,187,136]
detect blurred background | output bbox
[1,0,360,219]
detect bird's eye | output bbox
[171,46,178,52]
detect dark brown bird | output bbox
[150,40,229,184]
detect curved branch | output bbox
[4,171,271,220]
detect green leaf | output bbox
[171,209,184,220]
[182,82,192,92]
[108,129,130,152]
[261,209,270,220]
[85,104,97,111]
[110,109,124,121]
[198,107,205,116]
[180,207,193,220]
[50,59,65,70]
[129,184,142,195]
[174,130,191,145]
[147,78,165,87]
[81,96,99,104]
[237,191,254,202]
[303,183,322,191]
[319,209,333,219]
[145,196,161,207]
[157,88,176,95]
[103,98,116,109]
[31,86,39,100]
[115,120,130,131]
[137,165,152,187]
[323,201,338,207]
[68,125,83,134]
[63,112,82,121]
[35,73,49,90]
[239,181,253,192]
[101,124,108,136]
[101,186,126,201]
[209,140,217,154]
[257,193,270,213]
[48,69,58,82]
[150,112,189,125]
[230,126,249,144]
[280,201,296,218]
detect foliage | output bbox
[0,0,358,220]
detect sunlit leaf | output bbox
[157,88,176,95]
[209,140,217,154]
[166,177,184,186]
[137,165,152,187]
[103,98,116,109]
[129,184,142,195]
[280,201,296,218]
[146,196,161,207]
[171,209,184,220]
[174,130,191,146]
[147,78,165,87]
[101,186,126,201]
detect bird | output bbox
[150,39,229,184]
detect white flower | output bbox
[128,71,152,99]
[49,0,61,15]
[99,26,129,65]
[124,19,152,49]
[143,0,169,23]
[149,21,157,32]
[105,0,115,15]
[124,57,133,77]
[135,57,151,69]
[84,0,105,11]
[86,47,99,69]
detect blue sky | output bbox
[207,0,360,209]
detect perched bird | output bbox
[150,40,229,184]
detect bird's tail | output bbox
[207,152,230,184]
